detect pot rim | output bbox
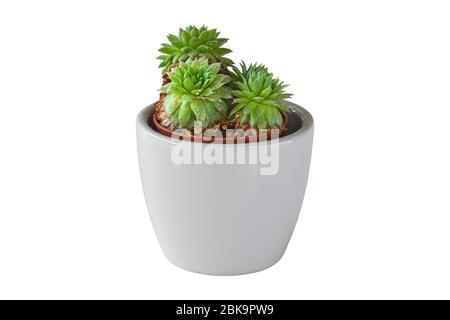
[137,101,313,146]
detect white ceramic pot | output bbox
[137,102,314,275]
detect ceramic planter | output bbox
[136,101,314,275]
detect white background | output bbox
[0,0,449,299]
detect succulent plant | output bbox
[157,26,233,73]
[232,61,269,82]
[160,58,232,128]
[230,62,292,129]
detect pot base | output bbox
[162,248,286,276]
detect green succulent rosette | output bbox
[160,58,232,128]
[231,62,292,129]
[158,25,233,73]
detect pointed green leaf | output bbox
[240,108,250,125]
[274,110,283,126]
[243,90,256,99]
[276,102,289,112]
[164,94,179,115]
[266,108,276,128]
[214,101,227,114]
[257,116,267,129]
[201,88,214,96]
[199,31,209,43]
[215,87,232,99]
[250,77,264,94]
[183,78,194,91]
[180,31,189,45]
[260,87,272,98]
[178,101,192,127]
[208,63,221,75]
[159,46,175,54]
[231,90,244,98]
[190,99,206,121]
[204,101,221,124]
[167,34,178,44]
[230,102,247,115]
[233,97,251,104]
[249,111,257,128]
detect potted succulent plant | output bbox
[137,26,314,275]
